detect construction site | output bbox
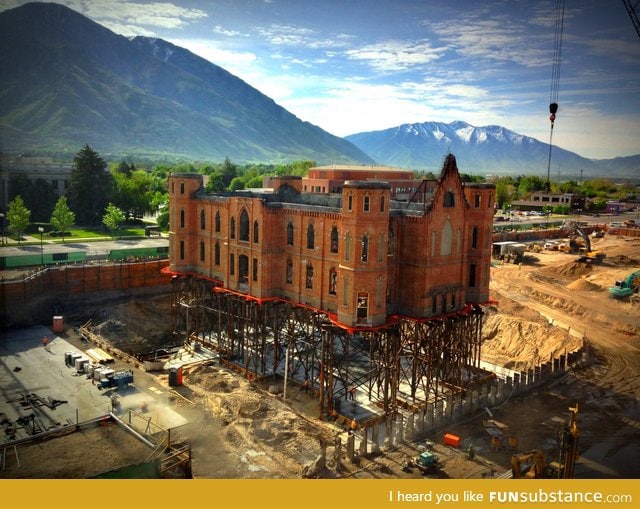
[2,169,640,479]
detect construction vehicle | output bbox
[560,221,606,263]
[412,451,439,474]
[609,270,640,299]
[511,403,579,479]
[556,403,580,479]
[511,450,563,479]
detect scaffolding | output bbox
[170,275,487,427]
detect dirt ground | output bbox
[5,233,639,479]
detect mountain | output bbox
[345,121,640,178]
[0,2,374,165]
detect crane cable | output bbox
[546,0,566,192]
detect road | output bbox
[0,236,169,259]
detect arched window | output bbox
[253,221,259,243]
[363,195,370,212]
[347,194,353,211]
[330,226,339,253]
[287,222,294,246]
[377,233,384,262]
[230,217,236,239]
[444,191,455,208]
[474,194,481,208]
[345,232,352,261]
[472,226,478,249]
[469,263,477,287]
[180,182,184,194]
[387,225,394,255]
[230,253,235,275]
[381,195,385,212]
[239,209,249,241]
[253,258,258,281]
[239,255,249,283]
[200,209,206,230]
[307,224,315,250]
[214,242,220,265]
[199,240,205,261]
[328,267,337,295]
[215,211,221,233]
[180,209,185,228]
[441,221,453,256]
[305,263,314,289]
[286,258,293,284]
[179,240,184,260]
[361,235,369,262]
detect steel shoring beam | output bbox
[171,277,485,425]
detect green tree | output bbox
[221,157,237,188]
[50,197,75,242]
[494,177,515,210]
[9,175,56,222]
[67,145,113,226]
[102,203,126,239]
[205,173,225,193]
[7,196,31,244]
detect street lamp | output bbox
[38,226,44,265]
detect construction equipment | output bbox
[561,221,605,263]
[609,270,640,299]
[511,450,562,479]
[412,451,439,474]
[511,450,546,478]
[556,403,580,479]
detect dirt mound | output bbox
[566,277,601,291]
[607,255,639,266]
[482,295,584,370]
[553,261,593,277]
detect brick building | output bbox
[263,164,435,202]
[168,154,494,329]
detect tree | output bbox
[9,175,57,222]
[205,173,225,193]
[102,203,126,239]
[67,145,113,226]
[221,157,237,188]
[7,196,30,244]
[50,197,75,242]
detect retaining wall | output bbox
[1,260,171,326]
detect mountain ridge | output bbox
[0,2,374,165]
[345,121,640,178]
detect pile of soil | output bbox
[566,277,601,291]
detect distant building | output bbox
[169,154,494,328]
[0,155,73,209]
[511,192,586,212]
[605,201,625,214]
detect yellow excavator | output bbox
[560,221,605,263]
[511,403,580,479]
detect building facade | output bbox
[169,154,494,329]
[0,155,73,210]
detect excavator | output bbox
[609,269,640,299]
[559,221,605,263]
[511,403,580,479]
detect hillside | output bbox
[345,121,640,177]
[0,2,374,165]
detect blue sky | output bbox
[5,0,640,159]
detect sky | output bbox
[4,0,640,159]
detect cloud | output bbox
[53,0,207,31]
[429,16,549,68]
[213,25,248,37]
[166,37,256,69]
[343,40,446,72]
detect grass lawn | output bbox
[48,227,147,242]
